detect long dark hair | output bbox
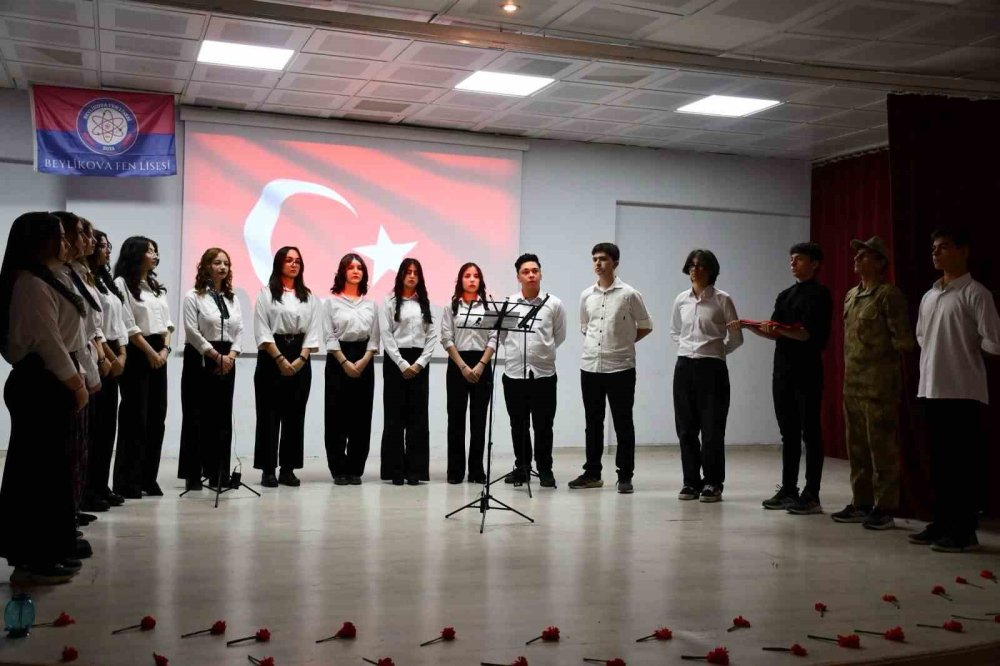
[331,253,369,296]
[194,248,235,300]
[51,211,101,312]
[393,258,432,325]
[87,229,124,302]
[0,212,85,348]
[450,262,487,315]
[114,236,165,300]
[268,246,310,303]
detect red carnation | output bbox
[512,659,529,666]
[956,576,982,589]
[54,612,76,627]
[944,620,964,633]
[727,615,751,631]
[932,585,953,601]
[607,660,626,666]
[362,658,392,666]
[838,634,861,648]
[256,628,270,642]
[153,653,169,666]
[337,621,357,638]
[681,647,729,664]
[61,646,79,663]
[260,659,274,666]
[635,626,672,642]
[790,644,807,656]
[421,626,457,646]
[211,620,227,635]
[526,626,560,644]
[883,594,900,608]
[815,602,827,617]
[885,626,905,642]
[141,615,157,631]
[995,616,1000,624]
[981,570,998,583]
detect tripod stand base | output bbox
[179,472,262,508]
[446,489,534,534]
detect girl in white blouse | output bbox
[179,248,243,491]
[442,262,497,485]
[379,258,438,485]
[253,246,322,488]
[0,212,89,584]
[86,229,128,509]
[113,236,173,499]
[324,254,379,485]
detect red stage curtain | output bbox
[809,150,893,461]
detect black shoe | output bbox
[277,469,300,487]
[762,485,799,510]
[115,486,142,500]
[831,504,871,523]
[447,478,462,484]
[10,563,76,585]
[142,482,163,497]
[104,490,125,506]
[617,480,634,494]
[862,507,895,530]
[60,558,82,572]
[678,486,700,500]
[261,472,279,488]
[406,478,420,486]
[908,525,943,545]
[185,478,203,492]
[76,513,97,525]
[81,495,110,512]
[699,485,722,502]
[391,478,405,486]
[568,474,603,489]
[468,475,487,485]
[349,476,362,485]
[73,538,93,560]
[504,468,527,484]
[333,476,350,486]
[538,471,556,488]
[931,534,981,553]
[786,492,823,515]
[75,530,83,538]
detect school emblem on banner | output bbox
[30,84,176,177]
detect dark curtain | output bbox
[809,150,893,460]
[887,93,1000,520]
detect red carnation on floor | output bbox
[337,622,356,638]
[932,585,953,601]
[981,570,998,584]
[882,593,900,608]
[362,658,393,666]
[525,626,560,644]
[141,615,157,630]
[635,626,672,642]
[727,615,751,631]
[944,620,964,633]
[583,659,625,666]
[54,612,76,627]
[61,646,79,662]
[211,620,227,635]
[790,644,807,656]
[838,634,861,648]
[956,576,982,589]
[421,626,457,645]
[814,602,827,617]
[885,626,906,642]
[248,657,274,666]
[995,616,1000,624]
[153,653,169,666]
[681,646,729,664]
[255,628,270,642]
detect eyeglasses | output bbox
[284,258,302,265]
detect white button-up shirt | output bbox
[96,284,130,347]
[916,273,1000,404]
[441,299,499,353]
[379,295,439,371]
[116,276,174,338]
[325,294,379,353]
[67,262,103,343]
[183,289,244,354]
[253,287,323,351]
[2,271,88,382]
[580,277,652,373]
[670,285,743,360]
[500,291,567,379]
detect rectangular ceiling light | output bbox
[455,71,555,97]
[677,95,781,117]
[197,40,294,70]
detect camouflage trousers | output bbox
[843,394,900,511]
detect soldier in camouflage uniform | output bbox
[832,236,915,530]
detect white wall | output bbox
[0,88,811,466]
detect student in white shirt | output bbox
[379,258,438,485]
[669,249,742,503]
[911,228,1000,553]
[324,253,379,485]
[569,243,652,494]
[179,248,243,492]
[113,236,173,499]
[442,262,497,485]
[253,246,322,488]
[0,212,89,585]
[500,253,567,487]
[85,229,128,510]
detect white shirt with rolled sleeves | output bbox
[96,285,130,348]
[379,295,439,371]
[440,300,499,353]
[253,287,323,351]
[183,289,244,354]
[916,273,1000,404]
[116,277,174,338]
[2,271,88,383]
[325,294,380,353]
[500,292,567,379]
[579,277,652,373]
[670,285,743,360]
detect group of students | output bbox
[1,211,995,585]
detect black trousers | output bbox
[114,334,167,493]
[380,348,430,482]
[502,372,556,474]
[923,398,984,540]
[254,335,310,472]
[178,342,235,483]
[0,355,76,566]
[446,350,492,482]
[325,339,375,478]
[673,357,730,489]
[86,340,120,497]
[582,368,637,481]
[773,363,824,497]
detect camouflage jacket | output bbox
[843,281,917,400]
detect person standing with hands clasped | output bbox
[253,246,322,488]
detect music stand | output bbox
[445,297,542,532]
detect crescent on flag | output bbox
[243,178,358,284]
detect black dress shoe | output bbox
[142,482,163,496]
[73,538,93,559]
[278,469,300,487]
[406,478,420,486]
[447,478,462,484]
[104,491,125,506]
[261,472,279,488]
[77,513,97,525]
[115,486,142,500]
[75,530,83,538]
[60,558,83,572]
[185,478,203,491]
[349,476,362,485]
[468,474,486,485]
[81,496,110,512]
[333,476,350,486]
[391,478,405,486]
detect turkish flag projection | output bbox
[181,122,521,342]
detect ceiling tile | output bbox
[408,104,492,123]
[723,77,829,100]
[565,61,668,87]
[0,40,96,69]
[643,13,778,51]
[480,111,561,129]
[276,72,365,95]
[733,33,864,59]
[485,51,589,79]
[301,29,410,60]
[6,62,98,88]
[712,0,836,25]
[577,105,662,122]
[259,104,330,118]
[99,30,200,61]
[788,85,887,107]
[265,89,348,110]
[645,70,747,94]
[357,80,446,103]
[443,0,578,28]
[549,2,681,40]
[0,17,95,49]
[909,46,1000,75]
[752,102,841,121]
[533,81,631,104]
[100,72,186,94]
[374,62,469,88]
[825,41,952,67]
[645,110,737,129]
[549,117,627,134]
[794,0,942,39]
[192,63,281,88]
[183,81,271,104]
[204,15,312,50]
[773,122,858,141]
[433,89,521,110]
[812,108,886,127]
[510,98,597,116]
[1,0,93,27]
[887,10,1000,46]
[98,1,204,38]
[394,41,501,70]
[342,96,419,115]
[528,130,600,141]
[287,53,383,79]
[100,52,195,80]
[612,89,701,109]
[617,124,696,140]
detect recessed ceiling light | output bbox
[676,95,781,117]
[197,40,294,71]
[501,1,519,13]
[455,71,554,97]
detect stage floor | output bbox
[1,446,998,666]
